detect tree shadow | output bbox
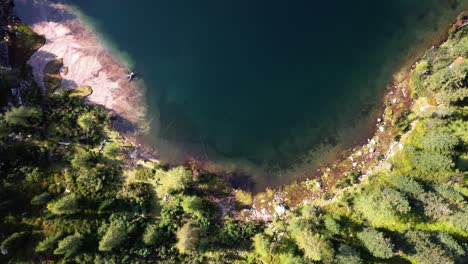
[30,49,56,63]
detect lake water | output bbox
[19,0,468,187]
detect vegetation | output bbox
[0,6,467,264]
[44,58,63,94]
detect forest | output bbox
[0,2,467,264]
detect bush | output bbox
[53,234,82,258]
[35,232,63,252]
[393,109,412,133]
[0,232,29,254]
[437,232,464,256]
[103,142,122,160]
[448,210,468,232]
[433,184,465,203]
[133,165,155,181]
[355,187,411,226]
[323,215,341,235]
[181,196,208,220]
[288,221,334,262]
[335,244,362,264]
[47,195,79,215]
[410,60,430,97]
[357,228,394,259]
[99,218,132,252]
[404,231,453,264]
[418,192,451,220]
[252,233,273,262]
[31,192,52,205]
[417,130,459,154]
[234,189,253,206]
[142,223,159,246]
[4,106,42,128]
[221,219,259,246]
[386,175,424,195]
[396,146,455,179]
[176,222,200,254]
[278,253,304,264]
[155,166,192,198]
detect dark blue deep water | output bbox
[18,0,468,185]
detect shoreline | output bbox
[15,0,150,153]
[248,14,468,220]
[15,0,466,196]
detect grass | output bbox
[43,59,63,94]
[69,86,93,98]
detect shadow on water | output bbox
[14,0,76,25]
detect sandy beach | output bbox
[15,0,148,141]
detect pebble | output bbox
[379,126,385,132]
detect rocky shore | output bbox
[15,0,149,146]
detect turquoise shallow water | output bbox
[19,0,468,186]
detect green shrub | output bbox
[288,221,334,262]
[433,184,464,203]
[404,231,453,264]
[335,244,362,264]
[155,166,192,197]
[392,109,412,133]
[176,222,200,254]
[53,234,82,258]
[4,106,42,128]
[234,189,253,206]
[133,165,155,181]
[35,232,64,252]
[410,60,430,97]
[252,233,273,263]
[323,215,341,235]
[417,130,460,154]
[357,228,394,259]
[437,232,464,256]
[386,175,424,195]
[103,142,122,160]
[99,218,132,252]
[142,223,159,246]
[221,219,259,246]
[0,232,29,254]
[31,192,52,205]
[418,192,451,220]
[181,196,208,220]
[47,195,79,215]
[355,187,411,226]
